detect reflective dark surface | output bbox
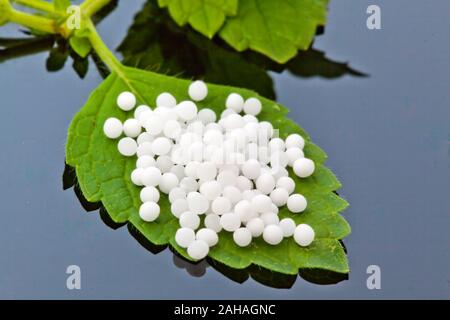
[0,0,449,299]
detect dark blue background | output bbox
[0,0,449,299]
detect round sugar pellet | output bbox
[163,120,182,139]
[200,181,222,201]
[175,227,195,248]
[287,194,307,213]
[138,110,153,127]
[235,176,252,191]
[118,137,137,156]
[139,202,160,222]
[293,158,315,178]
[176,101,198,121]
[156,155,173,173]
[123,118,141,138]
[171,198,188,218]
[179,177,199,192]
[117,91,136,111]
[272,166,289,180]
[270,203,279,214]
[279,218,296,237]
[151,137,172,156]
[197,108,216,124]
[294,224,315,247]
[134,105,151,119]
[196,228,218,247]
[103,118,123,139]
[260,212,279,226]
[286,147,304,166]
[156,92,177,108]
[140,166,161,187]
[136,155,156,168]
[270,151,288,168]
[184,161,200,179]
[246,218,265,237]
[285,133,305,149]
[217,170,237,188]
[179,211,200,230]
[250,194,272,213]
[140,186,160,203]
[170,165,186,181]
[144,115,164,136]
[276,176,295,194]
[159,172,179,194]
[187,240,209,260]
[220,213,241,232]
[243,97,262,116]
[130,168,144,186]
[233,228,252,247]
[243,114,258,124]
[187,192,209,215]
[188,80,208,101]
[270,188,289,207]
[222,186,242,205]
[225,93,244,113]
[242,159,261,180]
[263,225,283,245]
[211,197,231,216]
[169,187,186,203]
[223,113,245,130]
[137,132,153,145]
[197,161,217,181]
[234,200,257,223]
[269,138,285,154]
[204,214,222,233]
[255,173,275,194]
[136,141,153,157]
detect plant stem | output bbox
[9,7,56,34]
[80,0,111,18]
[12,0,55,14]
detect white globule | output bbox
[103,118,123,139]
[105,85,319,260]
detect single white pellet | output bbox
[233,228,252,247]
[140,186,160,203]
[211,196,231,215]
[137,132,153,145]
[136,155,156,169]
[196,228,218,247]
[293,158,315,178]
[151,137,172,156]
[243,114,258,124]
[141,166,162,187]
[200,181,222,201]
[260,212,280,226]
[270,203,279,214]
[117,91,136,111]
[138,110,153,127]
[286,147,304,166]
[243,97,262,116]
[270,151,288,169]
[276,176,295,194]
[255,173,275,194]
[188,80,208,101]
[251,194,272,213]
[170,165,186,181]
[175,227,195,248]
[225,93,244,113]
[169,187,186,203]
[204,214,222,232]
[242,159,261,180]
[123,118,141,138]
[156,155,173,173]
[130,168,145,186]
[223,113,245,130]
[136,141,153,157]
[287,194,307,213]
[156,92,177,108]
[220,213,241,232]
[246,218,265,237]
[179,211,200,230]
[187,192,209,215]
[234,200,257,223]
[262,225,283,245]
[187,239,209,260]
[118,137,137,156]
[171,198,188,218]
[269,138,285,153]
[139,202,160,222]
[294,224,315,246]
[235,176,253,191]
[184,161,200,178]
[197,161,217,181]
[279,218,296,237]
[222,186,242,205]
[103,117,123,139]
[216,170,237,188]
[270,188,289,207]
[163,119,182,139]
[144,115,163,136]
[176,101,198,121]
[285,133,305,149]
[197,108,216,124]
[159,172,179,194]
[134,105,151,119]
[179,177,199,192]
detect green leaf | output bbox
[219,0,329,63]
[69,36,92,58]
[158,0,238,38]
[66,66,350,275]
[54,0,71,12]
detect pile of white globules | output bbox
[103,80,316,260]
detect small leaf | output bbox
[66,66,350,275]
[69,36,92,58]
[158,0,238,38]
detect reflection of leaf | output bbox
[66,65,350,275]
[157,0,238,38]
